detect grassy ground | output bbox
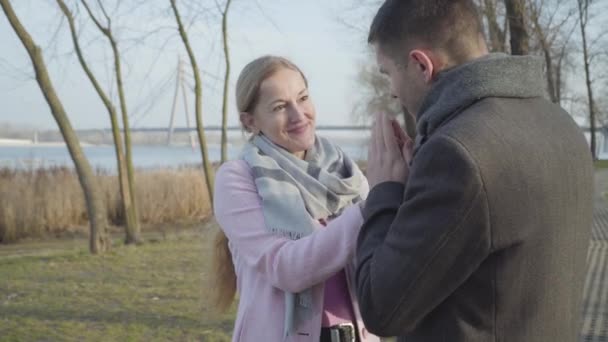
[595,160,608,169]
[0,223,234,342]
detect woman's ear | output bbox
[240,112,258,134]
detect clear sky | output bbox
[1,1,605,131]
[0,0,374,130]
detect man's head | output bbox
[369,0,488,115]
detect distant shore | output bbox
[0,132,367,148]
[0,138,97,147]
[0,138,36,146]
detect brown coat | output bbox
[356,54,594,342]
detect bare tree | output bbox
[1,0,110,253]
[477,0,508,52]
[598,81,608,129]
[80,0,142,243]
[577,0,598,159]
[527,0,577,104]
[219,0,232,164]
[505,0,530,55]
[170,0,215,203]
[552,24,579,106]
[57,0,141,245]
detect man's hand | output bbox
[391,117,415,165]
[366,113,414,189]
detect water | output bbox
[0,140,369,171]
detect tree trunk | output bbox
[170,0,215,204]
[167,58,181,145]
[58,0,139,244]
[505,0,530,55]
[577,0,597,160]
[528,4,558,103]
[556,51,564,105]
[555,23,578,107]
[541,42,558,103]
[220,0,232,164]
[483,0,507,52]
[1,0,110,254]
[81,0,141,244]
[110,39,141,244]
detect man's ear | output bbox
[409,49,435,84]
[240,112,258,134]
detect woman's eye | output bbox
[299,95,309,102]
[273,104,286,112]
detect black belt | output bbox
[320,323,357,342]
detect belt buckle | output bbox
[330,328,341,342]
[332,323,355,342]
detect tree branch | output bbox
[80,0,107,35]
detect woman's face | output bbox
[242,68,316,159]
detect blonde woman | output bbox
[212,56,380,342]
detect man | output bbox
[355,1,594,341]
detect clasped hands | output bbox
[366,113,414,190]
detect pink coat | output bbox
[214,160,381,342]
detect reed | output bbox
[0,166,211,243]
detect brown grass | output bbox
[0,226,234,341]
[0,166,211,243]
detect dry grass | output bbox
[0,225,235,341]
[0,166,212,243]
[595,160,608,169]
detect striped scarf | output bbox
[241,134,364,338]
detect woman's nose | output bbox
[288,102,306,122]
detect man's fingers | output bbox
[369,113,380,160]
[391,119,410,149]
[391,120,404,149]
[403,139,415,164]
[381,113,400,155]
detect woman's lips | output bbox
[288,123,309,135]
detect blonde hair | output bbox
[212,55,308,311]
[235,55,308,131]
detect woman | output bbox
[213,55,380,342]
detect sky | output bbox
[0,0,375,130]
[0,1,606,131]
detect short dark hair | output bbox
[368,0,485,62]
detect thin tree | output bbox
[219,0,232,164]
[57,0,140,244]
[478,0,507,52]
[169,0,215,203]
[528,0,577,104]
[577,0,598,160]
[167,57,181,146]
[554,34,575,105]
[81,0,142,243]
[505,0,530,55]
[0,0,110,253]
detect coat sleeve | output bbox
[356,135,491,336]
[214,160,369,293]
